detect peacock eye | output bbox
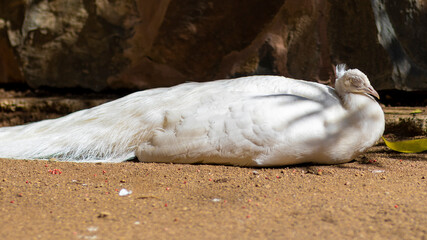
[350,77,364,88]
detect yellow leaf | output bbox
[410,109,423,114]
[382,136,427,153]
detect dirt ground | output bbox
[0,94,426,240]
[0,145,426,240]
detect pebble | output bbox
[87,226,98,232]
[119,188,132,196]
[97,212,110,218]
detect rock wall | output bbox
[0,0,426,91]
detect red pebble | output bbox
[10,200,14,203]
[164,203,168,207]
[102,170,106,174]
[394,205,399,208]
[48,169,62,175]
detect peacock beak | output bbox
[365,85,380,99]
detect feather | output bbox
[0,66,384,166]
[335,64,347,79]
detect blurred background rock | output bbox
[0,0,426,102]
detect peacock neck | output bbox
[340,93,378,112]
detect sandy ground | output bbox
[0,143,426,240]
[0,94,426,239]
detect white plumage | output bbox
[0,65,384,166]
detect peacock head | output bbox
[335,64,380,99]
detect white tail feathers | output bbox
[0,92,154,162]
[0,111,137,162]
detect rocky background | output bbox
[0,0,426,92]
